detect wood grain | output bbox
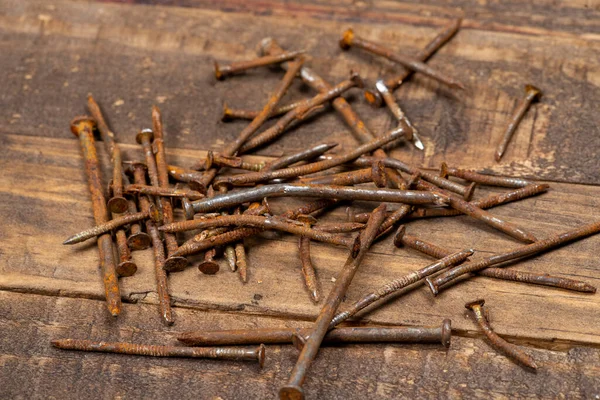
[1,0,600,183]
[1,291,599,399]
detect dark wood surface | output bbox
[1,0,599,398]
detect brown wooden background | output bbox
[1,0,599,398]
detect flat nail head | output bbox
[136,129,154,144]
[182,198,195,220]
[525,84,542,100]
[70,116,95,136]
[393,225,406,248]
[116,261,138,277]
[339,29,354,50]
[425,277,439,296]
[441,319,452,348]
[221,102,233,122]
[107,196,129,214]
[439,162,449,179]
[198,260,220,275]
[463,182,477,201]
[127,232,152,250]
[214,61,224,80]
[280,385,305,400]
[465,298,486,310]
[164,256,189,272]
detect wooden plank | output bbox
[1,291,599,399]
[1,133,599,347]
[1,0,600,184]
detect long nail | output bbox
[440,162,534,188]
[86,96,129,213]
[329,249,473,328]
[63,209,152,245]
[218,126,408,187]
[124,184,204,200]
[375,80,424,150]
[178,321,452,348]
[280,204,387,399]
[215,50,305,80]
[465,299,537,369]
[238,73,364,153]
[340,29,465,89]
[115,228,137,277]
[52,339,265,366]
[395,226,595,293]
[175,200,338,256]
[495,85,542,162]
[135,129,174,325]
[235,242,248,283]
[261,39,408,191]
[126,198,152,250]
[426,220,600,294]
[188,183,446,215]
[298,218,321,303]
[364,19,462,106]
[413,184,549,218]
[200,57,305,190]
[300,167,387,187]
[221,99,317,121]
[70,116,121,317]
[351,156,476,200]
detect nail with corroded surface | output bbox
[52,339,265,366]
[63,209,153,245]
[364,19,462,106]
[133,134,174,325]
[221,99,317,121]
[126,198,151,250]
[440,163,534,188]
[115,228,137,277]
[124,184,204,200]
[413,183,549,218]
[426,220,600,294]
[201,57,305,189]
[238,73,364,153]
[261,38,408,192]
[340,29,464,89]
[329,249,473,328]
[297,217,321,303]
[70,116,121,317]
[465,299,537,369]
[395,226,594,292]
[280,204,387,400]
[215,50,305,80]
[218,125,408,187]
[495,85,542,162]
[167,164,207,193]
[375,80,424,150]
[198,248,220,275]
[235,241,248,283]
[178,322,451,347]
[86,95,129,214]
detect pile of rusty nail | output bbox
[55,19,600,399]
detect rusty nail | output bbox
[221,99,319,122]
[261,39,408,191]
[63,208,153,245]
[375,80,424,150]
[215,49,305,80]
[280,204,387,399]
[70,116,121,317]
[298,218,321,303]
[126,198,152,250]
[167,164,208,193]
[329,249,473,328]
[465,299,537,369]
[52,339,265,366]
[440,162,534,188]
[495,85,542,162]
[178,321,451,348]
[340,29,465,89]
[364,19,462,106]
[201,57,306,189]
[115,228,137,277]
[238,72,364,153]
[426,220,600,295]
[198,248,220,275]
[87,95,129,214]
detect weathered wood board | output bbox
[1,0,600,398]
